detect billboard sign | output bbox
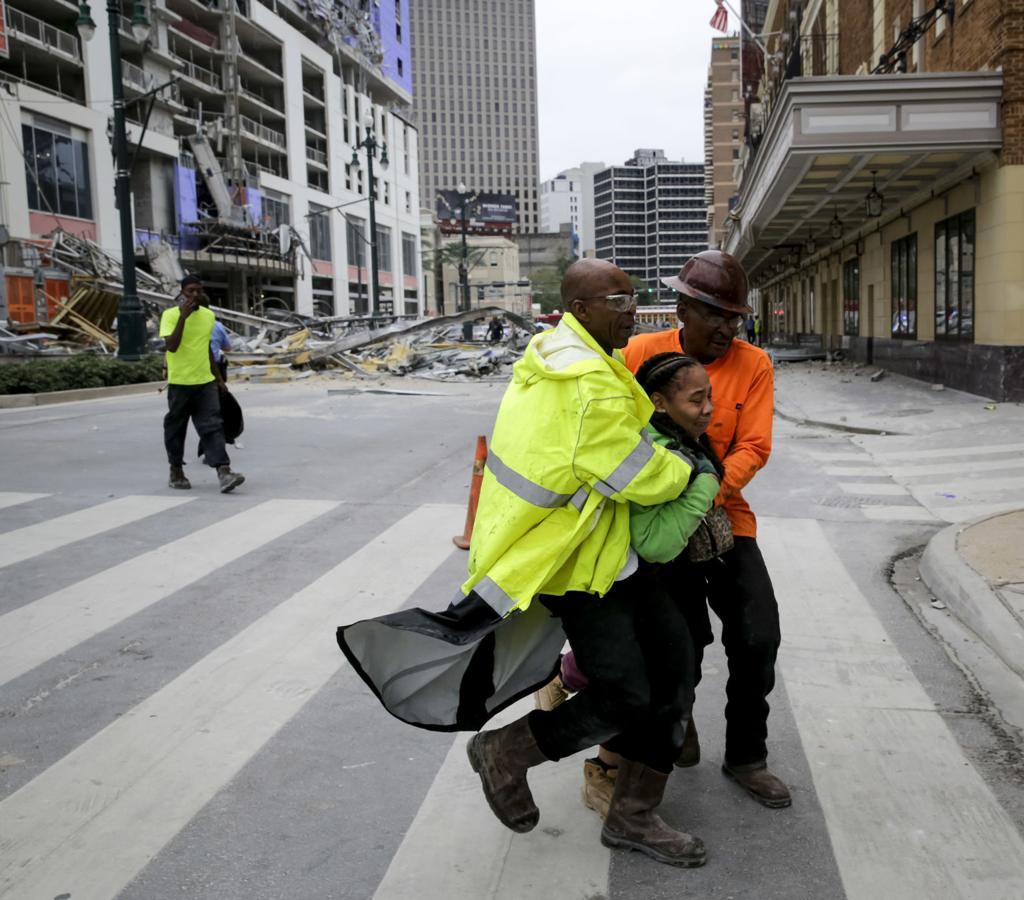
[436,190,517,235]
[0,0,8,60]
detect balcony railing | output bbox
[5,7,80,61]
[121,59,151,92]
[239,114,285,149]
[305,145,327,166]
[175,58,221,90]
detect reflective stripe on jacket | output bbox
[460,313,694,615]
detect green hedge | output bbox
[0,354,165,395]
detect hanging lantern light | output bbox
[805,229,817,256]
[865,170,884,218]
[829,205,843,240]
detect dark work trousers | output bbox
[164,382,230,469]
[671,537,781,767]
[528,566,696,774]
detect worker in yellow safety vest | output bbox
[339,258,708,867]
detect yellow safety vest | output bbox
[462,313,694,615]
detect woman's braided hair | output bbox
[634,352,701,398]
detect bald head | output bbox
[560,258,630,305]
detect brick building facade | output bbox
[725,0,1024,400]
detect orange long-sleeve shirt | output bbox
[622,330,774,538]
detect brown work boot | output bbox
[675,717,700,768]
[216,465,245,493]
[168,465,191,490]
[600,758,707,867]
[722,761,792,808]
[534,674,569,711]
[581,757,617,820]
[466,716,548,833]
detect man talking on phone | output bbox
[160,274,245,493]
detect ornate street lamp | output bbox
[805,229,817,256]
[865,170,884,218]
[456,181,473,313]
[78,0,150,359]
[350,111,389,315]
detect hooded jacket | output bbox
[461,312,695,617]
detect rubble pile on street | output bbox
[225,308,535,383]
[3,230,538,381]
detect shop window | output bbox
[375,224,392,272]
[843,258,860,336]
[935,210,975,342]
[401,232,417,279]
[891,234,917,339]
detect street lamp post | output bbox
[457,181,471,313]
[350,113,388,316]
[77,1,151,360]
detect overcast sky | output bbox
[534,0,720,181]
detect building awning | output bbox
[724,72,1003,281]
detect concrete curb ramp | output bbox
[920,510,1024,684]
[0,381,166,409]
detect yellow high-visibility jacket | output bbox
[461,313,694,615]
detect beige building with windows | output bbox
[439,235,528,316]
[705,35,743,247]
[410,0,540,233]
[726,0,1024,400]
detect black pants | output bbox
[164,382,230,469]
[672,537,781,767]
[528,567,695,774]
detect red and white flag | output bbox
[710,0,729,33]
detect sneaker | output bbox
[168,465,191,490]
[216,466,245,493]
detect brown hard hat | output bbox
[661,250,751,315]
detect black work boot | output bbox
[601,758,707,867]
[722,761,791,808]
[216,465,245,493]
[168,465,191,490]
[675,717,700,768]
[466,716,548,833]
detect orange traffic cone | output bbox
[453,435,487,549]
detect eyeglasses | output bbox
[690,302,743,329]
[579,292,639,312]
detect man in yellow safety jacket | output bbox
[339,259,706,867]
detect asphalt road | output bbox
[1,372,1023,900]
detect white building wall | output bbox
[539,162,605,258]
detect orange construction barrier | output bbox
[453,435,488,549]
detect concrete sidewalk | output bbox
[773,358,1024,437]
[921,511,1024,689]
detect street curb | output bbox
[920,512,1024,683]
[0,381,167,409]
[773,401,900,436]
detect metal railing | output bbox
[175,58,221,90]
[121,59,150,92]
[5,7,80,61]
[305,145,327,166]
[239,114,286,148]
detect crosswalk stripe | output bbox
[862,441,1024,462]
[0,492,49,511]
[886,457,1024,479]
[0,503,463,900]
[909,474,1024,492]
[930,501,1024,524]
[860,506,937,522]
[0,498,337,688]
[761,517,1024,899]
[824,466,887,477]
[837,482,909,496]
[0,495,192,569]
[807,452,867,462]
[373,702,608,900]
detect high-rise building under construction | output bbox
[410,0,540,233]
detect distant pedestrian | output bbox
[745,316,755,343]
[754,315,762,346]
[487,316,504,343]
[160,274,245,493]
[209,314,232,382]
